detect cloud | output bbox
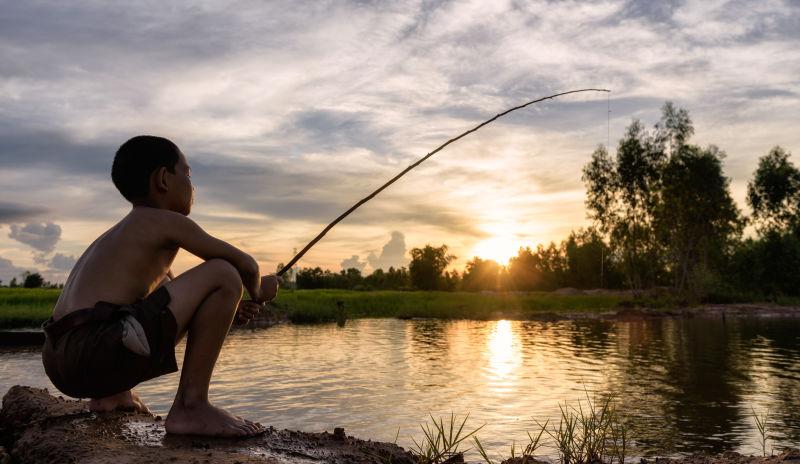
[0,256,27,284]
[8,222,62,253]
[48,253,77,271]
[367,231,408,271]
[340,255,366,271]
[0,201,49,224]
[1,0,799,273]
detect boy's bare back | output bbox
[53,208,181,320]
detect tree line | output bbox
[0,271,61,289]
[291,102,799,301]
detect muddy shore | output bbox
[2,386,798,464]
[0,386,415,464]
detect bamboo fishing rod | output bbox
[276,88,610,277]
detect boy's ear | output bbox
[155,167,169,192]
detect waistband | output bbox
[42,287,170,340]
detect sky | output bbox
[1,0,799,284]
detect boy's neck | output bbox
[134,197,169,211]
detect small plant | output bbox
[751,407,770,457]
[473,421,547,464]
[410,413,484,464]
[535,389,630,464]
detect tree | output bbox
[461,257,501,291]
[728,231,800,297]
[23,271,45,289]
[409,244,456,290]
[654,145,742,294]
[583,114,666,290]
[9,277,18,288]
[507,243,567,291]
[563,228,621,289]
[747,146,800,234]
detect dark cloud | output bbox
[48,253,77,271]
[9,222,62,253]
[618,0,682,24]
[0,126,114,176]
[0,201,49,224]
[283,109,392,154]
[367,231,408,270]
[0,256,27,284]
[742,88,797,100]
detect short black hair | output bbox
[112,135,181,203]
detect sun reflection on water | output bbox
[486,320,521,390]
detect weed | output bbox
[751,407,770,457]
[474,421,547,464]
[410,413,484,464]
[534,389,630,464]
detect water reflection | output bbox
[1,317,799,459]
[485,320,522,395]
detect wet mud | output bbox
[0,386,414,464]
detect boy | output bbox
[42,135,278,437]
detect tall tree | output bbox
[747,146,800,234]
[409,245,456,290]
[654,145,742,294]
[583,112,666,290]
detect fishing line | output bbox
[277,88,610,276]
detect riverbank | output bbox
[2,386,798,464]
[1,287,799,329]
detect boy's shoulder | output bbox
[128,206,187,225]
[122,207,193,242]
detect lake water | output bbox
[2,317,799,460]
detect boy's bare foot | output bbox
[165,400,265,437]
[89,390,151,415]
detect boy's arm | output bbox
[161,212,262,302]
[157,269,174,288]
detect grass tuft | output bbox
[751,407,771,457]
[410,413,484,464]
[534,389,630,464]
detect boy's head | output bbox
[112,135,194,215]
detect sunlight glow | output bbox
[487,320,521,380]
[471,235,519,265]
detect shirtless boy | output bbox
[42,135,278,437]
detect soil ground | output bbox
[0,386,414,464]
[2,386,798,464]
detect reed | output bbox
[410,413,484,464]
[473,422,547,464]
[751,407,770,457]
[529,389,629,464]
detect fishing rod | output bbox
[276,88,610,277]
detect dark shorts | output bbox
[41,286,178,399]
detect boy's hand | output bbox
[235,300,263,325]
[259,275,279,303]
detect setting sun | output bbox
[471,235,519,265]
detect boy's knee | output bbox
[205,259,242,296]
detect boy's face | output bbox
[166,150,194,215]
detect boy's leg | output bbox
[162,259,263,437]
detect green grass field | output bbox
[0,287,626,328]
[0,288,61,329]
[273,289,625,323]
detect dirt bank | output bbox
[0,386,414,464]
[2,386,798,464]
[647,450,800,464]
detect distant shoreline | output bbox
[1,287,798,329]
